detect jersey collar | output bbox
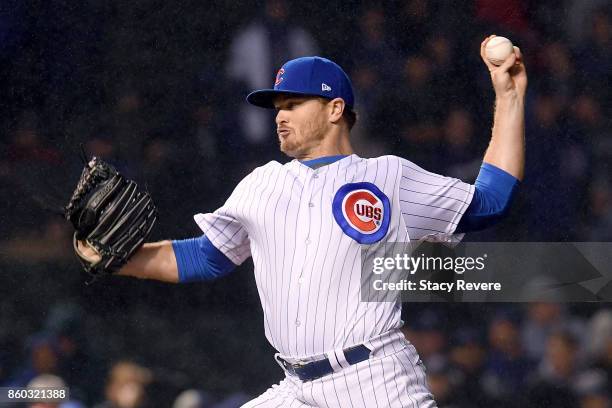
[299,155,348,169]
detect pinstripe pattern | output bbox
[194,155,473,407]
[399,161,474,241]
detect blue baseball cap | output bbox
[246,56,355,109]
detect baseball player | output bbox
[77,35,527,406]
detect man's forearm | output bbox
[118,240,179,283]
[483,94,526,181]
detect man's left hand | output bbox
[481,35,528,101]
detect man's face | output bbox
[274,95,329,158]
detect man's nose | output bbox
[275,110,288,125]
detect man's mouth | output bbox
[277,128,291,138]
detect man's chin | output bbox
[279,140,299,158]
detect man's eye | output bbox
[275,102,296,110]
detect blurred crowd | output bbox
[1,0,611,406]
[1,301,611,407]
[403,304,612,408]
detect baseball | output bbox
[485,36,514,66]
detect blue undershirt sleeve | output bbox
[172,235,237,283]
[455,163,520,233]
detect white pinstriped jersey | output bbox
[195,154,474,358]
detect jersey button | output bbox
[298,277,304,284]
[313,174,319,179]
[305,238,310,245]
[308,202,314,207]
[295,320,301,327]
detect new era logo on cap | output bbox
[246,56,355,109]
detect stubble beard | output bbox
[279,124,326,158]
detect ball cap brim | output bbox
[246,90,325,109]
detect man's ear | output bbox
[328,98,346,123]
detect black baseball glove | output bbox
[65,157,157,279]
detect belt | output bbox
[276,344,371,381]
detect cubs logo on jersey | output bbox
[332,182,391,244]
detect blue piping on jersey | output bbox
[172,235,236,282]
[300,155,348,168]
[456,163,520,233]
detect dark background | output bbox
[0,0,611,407]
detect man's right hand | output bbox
[75,240,102,263]
[75,239,179,283]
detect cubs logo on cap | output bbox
[275,68,285,86]
[332,182,390,244]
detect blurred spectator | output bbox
[0,220,72,264]
[537,41,575,102]
[112,89,148,164]
[347,6,399,157]
[526,330,581,408]
[425,35,453,77]
[82,122,131,174]
[43,302,102,402]
[226,0,318,152]
[574,369,611,408]
[426,354,470,408]
[529,0,574,41]
[574,7,612,103]
[569,93,609,162]
[347,65,388,158]
[86,134,116,162]
[191,103,223,188]
[94,361,153,408]
[524,92,584,240]
[585,310,612,378]
[211,392,252,408]
[7,334,61,387]
[521,303,584,362]
[481,313,533,403]
[439,108,481,179]
[172,389,214,408]
[351,6,399,80]
[402,309,447,362]
[579,391,611,408]
[423,34,472,103]
[27,374,85,408]
[401,55,441,120]
[5,112,64,199]
[6,112,62,167]
[584,178,612,240]
[475,0,531,37]
[567,0,610,46]
[449,328,489,407]
[382,54,443,168]
[391,0,437,54]
[138,134,191,236]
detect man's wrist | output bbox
[495,93,524,105]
